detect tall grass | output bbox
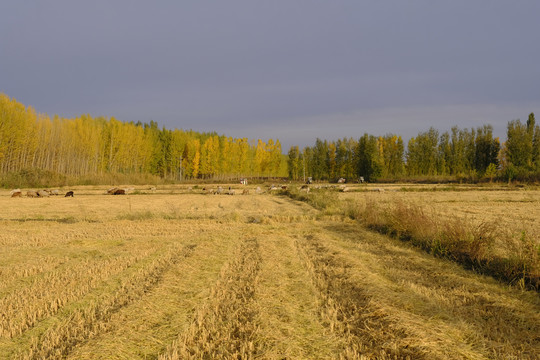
[347,200,539,290]
[281,188,340,214]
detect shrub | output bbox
[0,168,68,188]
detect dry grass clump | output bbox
[348,199,539,290]
[491,230,539,289]
[160,238,263,359]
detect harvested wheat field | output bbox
[0,185,539,359]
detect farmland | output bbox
[0,184,539,359]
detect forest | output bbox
[290,113,540,183]
[0,93,285,186]
[1,93,539,186]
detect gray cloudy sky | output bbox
[1,1,539,150]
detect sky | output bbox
[1,1,539,150]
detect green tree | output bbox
[474,125,499,175]
[287,146,300,180]
[529,113,540,171]
[379,134,404,178]
[312,138,328,180]
[406,127,439,176]
[356,133,382,181]
[506,118,532,170]
[327,142,337,179]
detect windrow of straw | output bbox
[13,243,197,360]
[281,188,341,214]
[348,199,539,290]
[0,247,154,339]
[295,234,426,359]
[160,237,262,360]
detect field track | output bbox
[0,187,539,359]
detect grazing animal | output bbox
[228,189,236,195]
[255,186,262,194]
[65,191,74,197]
[10,189,21,197]
[107,187,118,195]
[11,191,22,198]
[113,189,126,195]
[50,189,60,196]
[337,178,346,183]
[37,190,50,197]
[242,189,250,195]
[216,186,224,195]
[26,190,38,198]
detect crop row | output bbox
[160,237,262,359]
[0,246,157,339]
[9,242,197,360]
[295,234,425,359]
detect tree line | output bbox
[0,94,285,182]
[289,113,540,182]
[2,93,538,184]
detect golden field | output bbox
[0,184,539,359]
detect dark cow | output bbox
[113,189,126,195]
[65,191,74,197]
[11,191,22,198]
